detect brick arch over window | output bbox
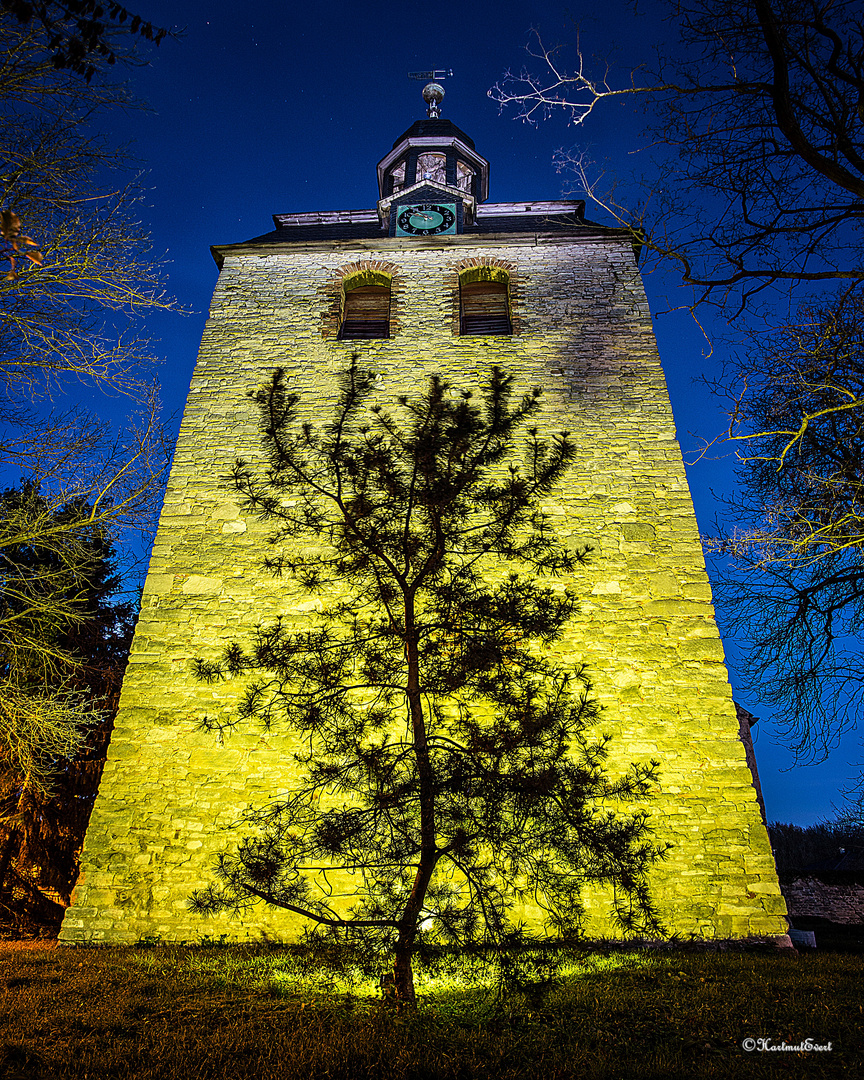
[457,265,512,336]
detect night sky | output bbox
[77,0,859,826]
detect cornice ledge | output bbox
[211,227,637,267]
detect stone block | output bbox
[621,522,655,540]
[760,893,791,916]
[181,575,223,595]
[675,638,727,661]
[145,574,175,594]
[643,599,712,618]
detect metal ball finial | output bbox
[422,82,445,118]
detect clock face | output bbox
[396,203,456,237]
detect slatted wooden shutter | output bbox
[340,285,390,339]
[460,280,511,336]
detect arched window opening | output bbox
[459,267,511,336]
[456,161,474,193]
[390,161,406,193]
[340,272,391,340]
[417,152,446,184]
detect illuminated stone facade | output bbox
[60,128,789,946]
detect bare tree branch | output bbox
[491,2,864,317]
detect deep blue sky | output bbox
[80,0,859,826]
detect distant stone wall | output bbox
[60,232,787,945]
[783,878,864,924]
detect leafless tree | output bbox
[490,0,863,320]
[0,4,176,538]
[0,3,175,869]
[705,296,864,761]
[492,0,864,770]
[0,10,176,402]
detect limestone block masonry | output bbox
[783,878,864,924]
[60,231,789,944]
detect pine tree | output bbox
[191,361,666,1004]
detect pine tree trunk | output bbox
[390,594,439,1007]
[392,934,417,1006]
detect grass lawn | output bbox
[0,941,860,1078]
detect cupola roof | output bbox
[390,118,476,151]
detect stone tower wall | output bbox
[60,233,788,944]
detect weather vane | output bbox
[408,69,453,118]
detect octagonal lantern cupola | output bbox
[376,82,490,235]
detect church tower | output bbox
[60,85,789,945]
